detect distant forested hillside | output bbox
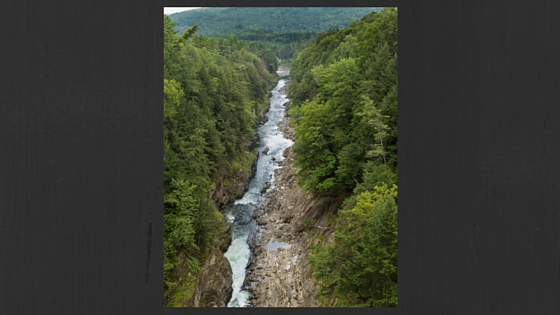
[168,7,382,35]
[168,7,382,61]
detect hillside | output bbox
[168,7,383,35]
[167,7,383,62]
[163,14,278,306]
[286,7,398,306]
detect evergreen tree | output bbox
[289,8,399,307]
[163,14,280,304]
[310,185,398,307]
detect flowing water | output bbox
[223,77,293,307]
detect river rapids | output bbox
[223,76,292,307]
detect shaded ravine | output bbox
[223,72,292,307]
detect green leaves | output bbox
[332,35,359,62]
[358,95,390,164]
[292,100,338,193]
[288,8,399,307]
[164,178,199,285]
[290,8,398,196]
[169,7,377,39]
[310,185,398,307]
[163,16,280,300]
[180,24,199,41]
[164,79,183,120]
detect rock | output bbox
[244,79,339,308]
[208,149,258,208]
[261,181,271,193]
[189,222,233,307]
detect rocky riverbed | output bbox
[242,84,341,307]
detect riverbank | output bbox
[222,76,295,307]
[244,82,341,307]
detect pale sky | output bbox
[163,7,201,15]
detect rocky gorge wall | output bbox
[188,148,259,307]
[188,222,233,307]
[243,85,342,307]
[209,149,259,210]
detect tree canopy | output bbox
[288,7,398,307]
[168,7,383,62]
[289,7,398,195]
[163,14,277,305]
[168,7,382,35]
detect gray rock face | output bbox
[209,149,259,209]
[190,223,233,307]
[275,106,295,142]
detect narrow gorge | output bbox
[164,8,399,307]
[216,67,340,307]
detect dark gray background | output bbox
[1,0,559,314]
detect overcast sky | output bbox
[163,7,201,15]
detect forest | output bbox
[169,7,382,61]
[163,14,277,305]
[169,8,381,35]
[164,7,398,307]
[288,7,398,306]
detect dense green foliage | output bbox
[168,7,382,62]
[289,7,398,195]
[163,15,277,305]
[310,185,398,307]
[169,7,381,35]
[288,8,398,307]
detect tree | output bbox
[310,184,398,307]
[291,100,337,193]
[164,178,199,289]
[180,24,199,41]
[358,95,390,169]
[164,79,183,120]
[163,14,284,304]
[288,8,399,307]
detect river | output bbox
[223,75,293,307]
